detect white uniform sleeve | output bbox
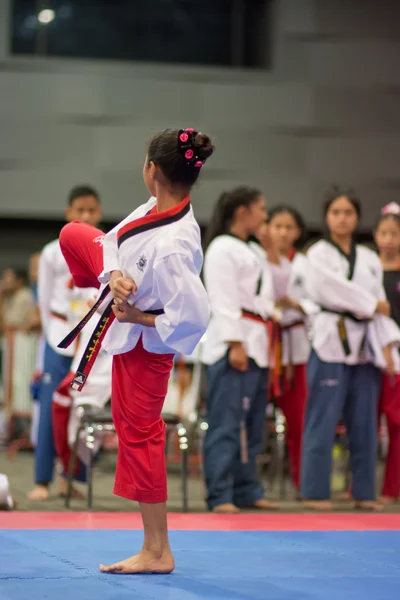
[37,245,54,336]
[370,314,400,349]
[371,253,387,301]
[306,245,378,317]
[203,245,244,343]
[299,298,321,316]
[153,253,211,356]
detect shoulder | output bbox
[292,252,307,270]
[41,238,62,262]
[356,244,379,260]
[114,197,156,233]
[41,238,59,254]
[156,220,201,261]
[306,239,331,259]
[356,244,382,271]
[206,234,244,257]
[248,241,266,259]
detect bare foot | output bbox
[56,477,86,500]
[212,503,240,514]
[378,495,398,506]
[338,491,352,502]
[100,548,174,574]
[354,500,383,512]
[248,499,279,510]
[302,500,335,511]
[27,484,49,501]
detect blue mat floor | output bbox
[1,530,399,600]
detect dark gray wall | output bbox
[0,0,399,231]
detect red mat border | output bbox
[1,513,400,531]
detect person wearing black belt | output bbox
[300,186,397,511]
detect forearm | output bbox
[135,312,156,328]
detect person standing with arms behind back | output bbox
[374,203,400,505]
[202,187,279,514]
[28,185,102,501]
[301,187,399,511]
[58,128,213,574]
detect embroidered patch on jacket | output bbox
[293,276,303,287]
[136,254,147,272]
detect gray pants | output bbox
[301,351,381,501]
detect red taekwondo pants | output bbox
[59,221,174,503]
[380,373,400,500]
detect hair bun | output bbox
[193,132,215,161]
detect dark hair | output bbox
[267,205,307,248]
[68,185,100,206]
[203,186,262,249]
[323,185,361,219]
[4,267,28,285]
[147,128,214,187]
[374,212,400,232]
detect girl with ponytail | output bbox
[201,186,279,513]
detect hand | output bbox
[228,342,248,372]
[110,271,137,305]
[278,295,301,311]
[111,303,156,327]
[375,299,390,317]
[383,344,396,376]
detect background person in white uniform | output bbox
[28,186,102,501]
[301,187,397,511]
[202,186,279,514]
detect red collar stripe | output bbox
[117,196,191,248]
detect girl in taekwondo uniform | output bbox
[57,128,213,574]
[202,186,281,514]
[300,187,400,511]
[258,206,318,494]
[374,203,400,505]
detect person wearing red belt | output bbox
[201,187,281,513]
[258,206,318,494]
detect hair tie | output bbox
[177,128,205,169]
[381,202,400,215]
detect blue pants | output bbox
[203,355,267,510]
[34,343,72,484]
[301,350,381,501]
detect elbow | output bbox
[157,300,211,355]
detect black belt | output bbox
[58,283,164,391]
[321,308,371,357]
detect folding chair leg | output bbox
[276,429,286,500]
[65,426,82,508]
[177,424,189,513]
[85,425,95,511]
